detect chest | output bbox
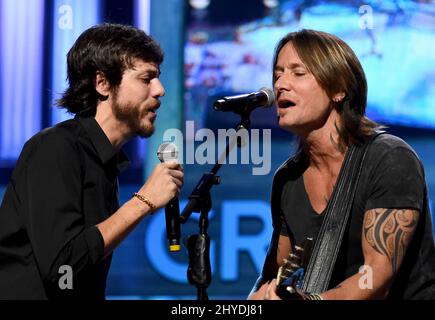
[303,169,338,214]
[81,159,119,225]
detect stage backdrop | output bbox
[107,0,435,299]
[0,0,434,299]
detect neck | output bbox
[300,110,346,172]
[94,100,132,151]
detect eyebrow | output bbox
[274,63,307,72]
[137,68,160,78]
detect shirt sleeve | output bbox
[279,211,289,237]
[364,146,425,212]
[20,131,105,287]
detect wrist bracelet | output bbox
[132,192,157,213]
[306,293,324,300]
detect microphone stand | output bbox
[180,113,251,300]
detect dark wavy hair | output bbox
[57,23,164,116]
[273,29,381,147]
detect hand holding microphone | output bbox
[157,143,182,252]
[134,143,183,252]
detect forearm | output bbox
[97,197,151,256]
[320,266,392,300]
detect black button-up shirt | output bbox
[0,116,129,299]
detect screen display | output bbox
[184,0,435,130]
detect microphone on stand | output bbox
[213,87,275,113]
[157,142,181,252]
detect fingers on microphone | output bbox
[172,176,183,189]
[169,168,184,180]
[170,182,180,198]
[164,160,182,170]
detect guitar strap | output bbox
[301,131,385,294]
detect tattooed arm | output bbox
[319,208,419,300]
[363,209,418,274]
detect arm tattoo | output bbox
[363,208,418,273]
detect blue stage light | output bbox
[50,0,101,126]
[0,0,45,159]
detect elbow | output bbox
[374,279,394,300]
[40,253,72,286]
[360,261,394,299]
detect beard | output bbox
[111,90,155,138]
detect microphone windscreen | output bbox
[157,142,178,163]
[259,87,275,108]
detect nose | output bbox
[274,74,291,93]
[152,78,165,98]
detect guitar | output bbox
[276,237,313,299]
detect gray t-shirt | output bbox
[275,134,435,299]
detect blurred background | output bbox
[0,0,434,299]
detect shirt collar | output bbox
[77,116,130,172]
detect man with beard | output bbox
[0,24,183,299]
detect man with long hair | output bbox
[249,29,435,300]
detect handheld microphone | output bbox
[213,87,275,113]
[157,142,181,252]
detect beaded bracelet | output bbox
[132,192,157,213]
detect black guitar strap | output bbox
[301,131,385,294]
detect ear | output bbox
[332,92,346,103]
[94,72,111,98]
